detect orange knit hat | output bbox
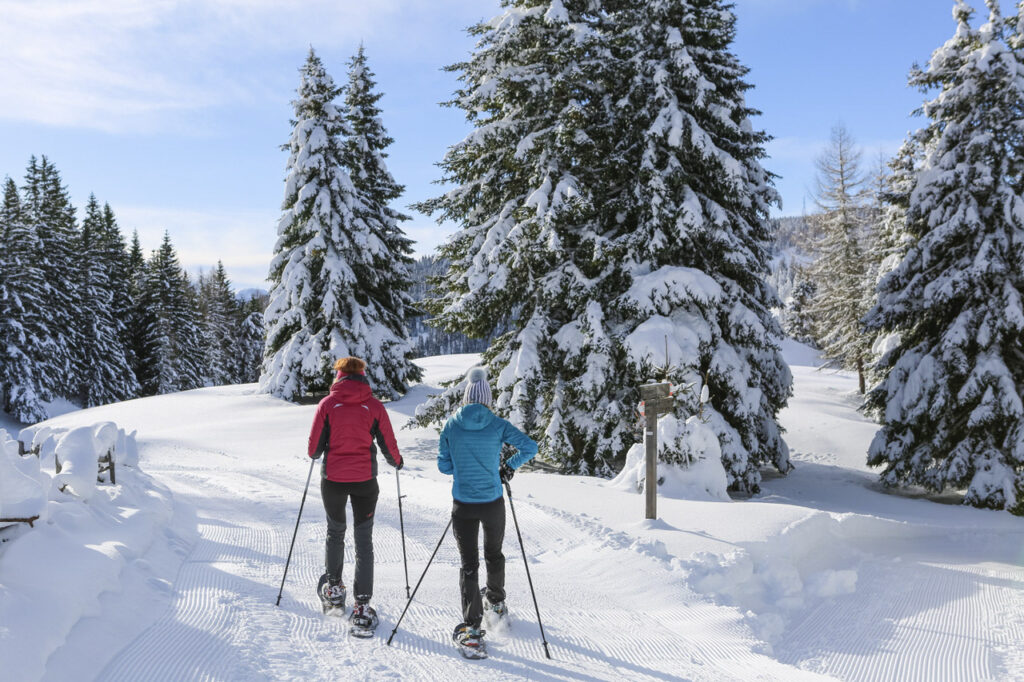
[334,356,367,376]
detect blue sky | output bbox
[0,0,1000,291]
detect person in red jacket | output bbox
[308,356,402,630]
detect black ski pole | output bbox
[396,469,411,599]
[505,479,552,659]
[275,456,316,607]
[387,517,452,646]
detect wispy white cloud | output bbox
[0,0,489,133]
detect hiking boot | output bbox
[325,582,346,606]
[480,587,508,618]
[453,622,485,646]
[317,574,346,613]
[350,602,379,630]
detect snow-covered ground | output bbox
[2,346,1023,681]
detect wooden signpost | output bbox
[639,382,673,520]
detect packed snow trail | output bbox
[760,341,1024,682]
[33,356,819,681]
[19,348,1024,681]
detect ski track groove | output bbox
[780,558,1024,682]
[99,466,714,681]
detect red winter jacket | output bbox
[307,374,402,482]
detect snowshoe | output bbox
[349,602,379,638]
[317,573,346,616]
[452,622,488,659]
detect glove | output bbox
[310,450,323,460]
[500,463,515,483]
[394,458,404,471]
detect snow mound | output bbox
[0,429,47,520]
[54,426,107,500]
[682,512,906,648]
[609,414,729,501]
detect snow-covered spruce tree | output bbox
[871,140,920,281]
[198,261,238,386]
[339,46,422,396]
[607,0,793,487]
[262,49,419,400]
[236,311,265,383]
[75,195,138,406]
[416,0,791,487]
[784,276,817,346]
[136,233,205,396]
[99,202,137,384]
[414,1,621,475]
[807,124,874,394]
[21,156,82,398]
[864,1,1024,513]
[862,139,922,375]
[0,177,48,422]
[125,230,148,385]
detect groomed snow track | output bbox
[29,353,1024,682]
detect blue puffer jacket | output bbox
[438,404,538,504]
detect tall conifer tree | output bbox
[198,261,238,386]
[807,124,873,394]
[125,230,148,384]
[100,202,136,380]
[263,49,417,399]
[865,1,1024,512]
[236,311,265,384]
[77,195,138,406]
[137,233,205,395]
[341,46,422,397]
[0,177,48,422]
[415,0,619,473]
[21,156,81,398]
[416,0,791,487]
[609,0,793,486]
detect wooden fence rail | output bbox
[0,516,40,528]
[17,441,40,457]
[16,440,116,484]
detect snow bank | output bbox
[609,413,729,501]
[0,422,172,682]
[49,423,137,500]
[682,512,905,648]
[54,427,106,500]
[0,429,47,521]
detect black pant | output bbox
[452,497,506,628]
[321,478,379,603]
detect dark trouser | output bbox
[451,497,506,628]
[321,477,379,603]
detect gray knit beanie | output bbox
[463,367,492,408]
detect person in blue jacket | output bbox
[438,366,537,651]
